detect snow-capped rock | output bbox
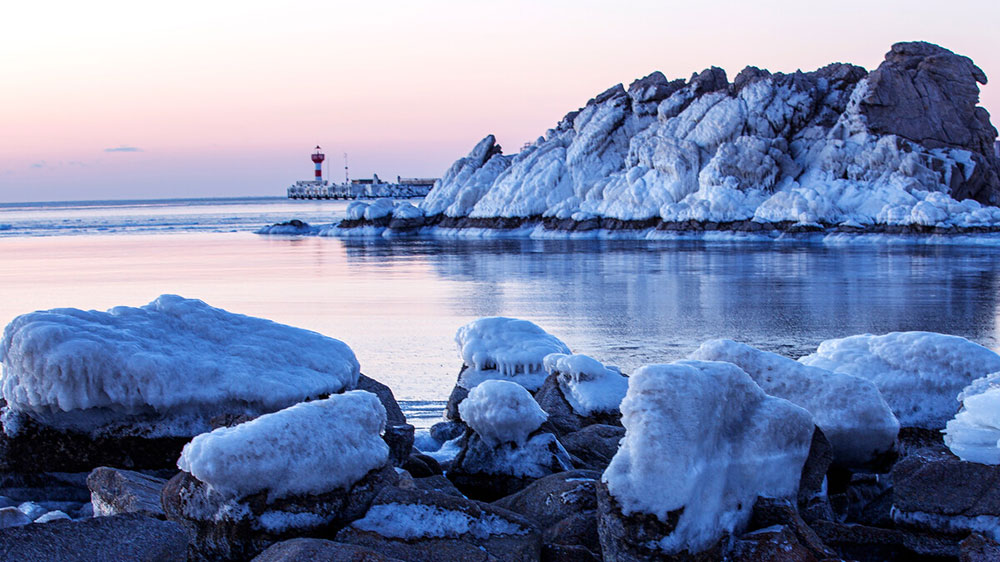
[690,339,898,468]
[457,380,547,447]
[178,391,389,500]
[453,317,571,392]
[800,331,1000,429]
[599,360,814,557]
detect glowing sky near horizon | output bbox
[2,0,998,202]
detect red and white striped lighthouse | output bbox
[311,146,325,182]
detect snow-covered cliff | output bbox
[394,42,1000,235]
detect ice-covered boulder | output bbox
[0,295,364,472]
[336,486,541,562]
[533,353,626,435]
[690,339,898,468]
[164,392,397,561]
[453,317,571,392]
[448,380,573,501]
[800,331,1000,429]
[944,372,1000,464]
[598,360,814,558]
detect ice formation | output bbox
[603,360,813,554]
[351,503,529,539]
[800,331,1000,429]
[944,372,1000,464]
[458,379,548,447]
[690,340,898,467]
[177,391,388,500]
[543,353,628,416]
[327,43,1000,237]
[0,295,360,436]
[454,317,571,391]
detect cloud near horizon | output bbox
[104,146,143,153]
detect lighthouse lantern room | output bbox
[311,146,326,184]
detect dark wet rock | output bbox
[542,509,601,560]
[628,71,685,105]
[493,470,600,529]
[730,525,818,562]
[382,424,415,467]
[828,471,893,527]
[410,475,464,497]
[542,542,602,562]
[960,533,1000,561]
[162,465,399,562]
[0,414,191,473]
[387,215,426,231]
[430,420,466,443]
[810,519,960,561]
[595,480,722,562]
[447,432,574,502]
[798,427,834,522]
[862,41,1000,205]
[0,471,92,503]
[402,453,442,478]
[0,513,189,561]
[445,382,470,422]
[689,66,728,94]
[356,374,407,426]
[747,497,836,560]
[87,466,167,519]
[560,424,624,471]
[335,486,541,562]
[251,537,404,561]
[891,446,1000,537]
[0,507,31,528]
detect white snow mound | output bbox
[178,390,388,500]
[690,340,898,467]
[945,372,1000,464]
[603,360,813,554]
[0,295,360,436]
[544,353,628,416]
[455,317,571,391]
[351,503,528,539]
[458,379,547,447]
[800,332,1000,429]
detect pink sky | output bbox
[2,0,998,202]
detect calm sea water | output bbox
[2,197,1000,428]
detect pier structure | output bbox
[287,146,438,200]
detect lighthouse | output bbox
[311,146,325,183]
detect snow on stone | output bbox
[944,372,1000,464]
[800,332,1000,429]
[603,360,813,554]
[543,353,628,416]
[690,340,898,467]
[351,503,529,539]
[0,295,360,436]
[363,198,396,221]
[346,201,369,220]
[458,379,547,447]
[177,391,388,500]
[454,317,571,391]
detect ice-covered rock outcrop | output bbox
[944,372,1000,464]
[598,360,814,558]
[800,331,1000,429]
[533,353,627,435]
[690,339,898,468]
[406,42,1000,234]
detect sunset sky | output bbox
[2,0,998,203]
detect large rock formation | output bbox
[335,42,1000,236]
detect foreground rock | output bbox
[252,537,404,561]
[533,354,626,436]
[87,466,166,519]
[163,392,397,561]
[598,360,814,559]
[0,513,189,561]
[447,380,573,501]
[336,486,541,562]
[0,295,362,472]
